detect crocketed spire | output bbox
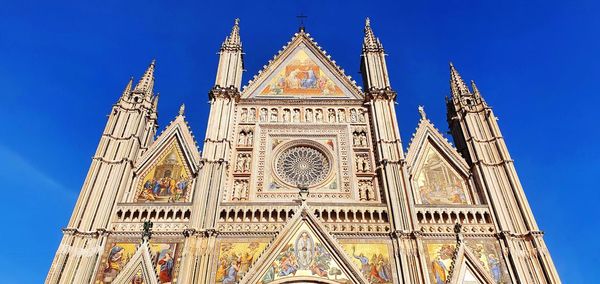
[221,18,242,51]
[363,17,383,52]
[133,59,155,96]
[449,62,471,97]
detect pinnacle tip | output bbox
[365,17,371,27]
[234,18,240,25]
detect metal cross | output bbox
[296,13,308,30]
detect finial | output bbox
[418,105,426,119]
[470,80,480,96]
[363,17,382,51]
[179,103,185,116]
[449,61,454,68]
[365,17,371,27]
[234,18,240,26]
[297,13,308,32]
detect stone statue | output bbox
[260,108,268,122]
[315,109,323,122]
[358,109,366,123]
[328,109,336,122]
[350,109,357,122]
[337,109,346,122]
[283,109,290,122]
[270,109,278,122]
[305,109,313,122]
[247,131,253,145]
[292,109,300,122]
[241,108,248,122]
[249,108,256,122]
[238,131,246,145]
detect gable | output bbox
[242,209,368,283]
[242,32,363,100]
[448,244,497,284]
[406,118,472,205]
[133,114,200,203]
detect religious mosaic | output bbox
[424,242,457,284]
[96,242,179,284]
[215,242,268,284]
[416,145,469,205]
[260,50,344,96]
[128,269,144,284]
[465,240,511,284]
[341,243,393,283]
[260,226,349,283]
[137,143,192,202]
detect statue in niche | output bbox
[270,109,278,122]
[236,154,245,172]
[359,132,367,146]
[315,109,323,122]
[350,108,358,122]
[353,132,360,146]
[305,108,313,122]
[358,109,366,123]
[283,109,291,122]
[292,109,300,122]
[328,109,336,123]
[356,154,370,172]
[242,154,250,172]
[238,131,246,145]
[240,180,248,200]
[249,108,256,122]
[358,181,367,201]
[366,182,375,201]
[260,108,268,122]
[247,131,253,145]
[337,109,346,122]
[240,108,248,122]
[233,181,242,200]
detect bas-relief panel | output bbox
[137,142,192,203]
[340,243,393,284]
[96,241,180,284]
[424,240,511,284]
[215,242,268,284]
[416,145,469,205]
[260,225,349,283]
[260,50,344,97]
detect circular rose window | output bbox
[275,146,331,187]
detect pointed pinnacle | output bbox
[179,103,185,116]
[418,105,427,120]
[121,76,133,98]
[223,18,241,48]
[133,60,156,96]
[449,63,470,97]
[470,80,480,96]
[363,17,383,51]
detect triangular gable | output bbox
[111,241,158,284]
[406,118,472,205]
[241,31,363,100]
[447,243,496,284]
[133,114,201,202]
[242,207,368,284]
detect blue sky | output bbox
[0,0,597,283]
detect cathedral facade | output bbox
[46,19,561,284]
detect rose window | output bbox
[275,146,330,186]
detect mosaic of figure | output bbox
[261,228,348,283]
[138,147,190,202]
[215,242,268,284]
[97,242,178,284]
[425,243,456,284]
[466,240,511,283]
[128,269,144,284]
[260,50,344,96]
[341,243,393,284]
[416,146,469,204]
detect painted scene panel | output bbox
[416,145,469,205]
[96,242,179,284]
[128,268,144,284]
[341,243,393,283]
[260,50,344,96]
[215,242,268,284]
[137,143,192,203]
[466,240,512,284]
[424,242,457,284]
[260,227,349,283]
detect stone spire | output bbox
[214,18,244,90]
[221,18,242,51]
[449,62,470,98]
[360,17,391,91]
[470,80,481,97]
[363,17,383,52]
[133,59,156,96]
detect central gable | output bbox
[242,32,363,100]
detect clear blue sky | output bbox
[0,0,597,283]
